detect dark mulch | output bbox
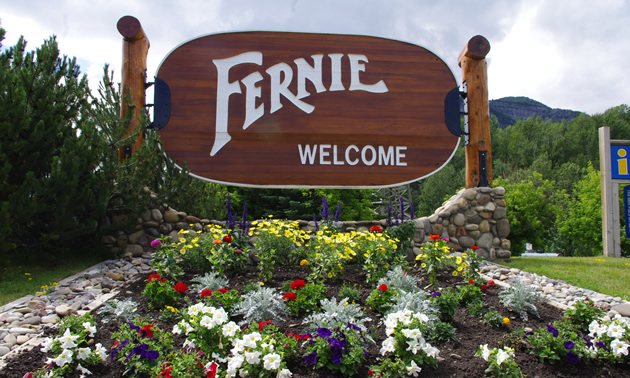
[1,265,629,377]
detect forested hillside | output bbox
[411,105,630,256]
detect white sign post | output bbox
[599,126,630,257]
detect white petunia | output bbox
[611,339,630,357]
[52,349,74,367]
[40,337,54,353]
[76,363,92,375]
[277,368,293,378]
[245,350,262,364]
[263,353,282,370]
[200,315,216,329]
[242,332,262,348]
[402,328,422,340]
[82,322,97,337]
[76,347,91,360]
[94,343,108,360]
[406,360,422,377]
[58,328,79,349]
[380,336,396,355]
[424,344,440,358]
[496,349,509,365]
[222,321,239,338]
[229,354,245,368]
[479,344,491,361]
[607,324,625,339]
[406,339,421,355]
[213,307,229,325]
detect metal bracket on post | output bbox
[460,81,470,146]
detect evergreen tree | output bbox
[0,29,102,257]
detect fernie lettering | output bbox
[210,53,389,156]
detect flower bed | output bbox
[3,224,629,377]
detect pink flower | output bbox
[150,239,162,249]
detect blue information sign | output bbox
[611,145,630,180]
[625,186,630,238]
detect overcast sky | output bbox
[1,0,628,115]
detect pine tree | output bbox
[0,29,103,257]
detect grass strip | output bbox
[502,256,630,301]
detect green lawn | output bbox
[502,256,630,301]
[0,252,106,307]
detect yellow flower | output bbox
[462,253,468,259]
[24,272,30,276]
[259,282,264,286]
[456,257,462,265]
[421,263,427,268]
[300,259,309,267]
[452,271,458,276]
[503,317,510,327]
[457,266,463,272]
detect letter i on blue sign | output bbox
[612,146,630,179]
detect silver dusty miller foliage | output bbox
[498,278,542,321]
[97,298,139,324]
[377,265,422,294]
[303,297,373,338]
[233,287,288,325]
[190,272,229,294]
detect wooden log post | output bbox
[117,16,150,161]
[458,36,492,188]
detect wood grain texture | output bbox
[156,32,459,187]
[118,16,149,160]
[458,36,492,188]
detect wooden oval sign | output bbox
[154,31,460,188]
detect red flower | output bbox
[235,249,243,254]
[223,235,233,243]
[481,285,488,292]
[139,324,154,338]
[258,321,272,331]
[368,371,375,376]
[378,284,388,291]
[469,279,475,284]
[157,366,173,378]
[217,288,228,294]
[174,282,188,294]
[294,334,310,340]
[200,289,213,297]
[206,361,218,378]
[112,340,120,349]
[487,280,495,287]
[370,225,383,233]
[471,245,480,250]
[283,292,297,301]
[160,278,166,282]
[429,234,441,241]
[148,274,161,283]
[290,279,306,290]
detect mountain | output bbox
[489,96,582,129]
